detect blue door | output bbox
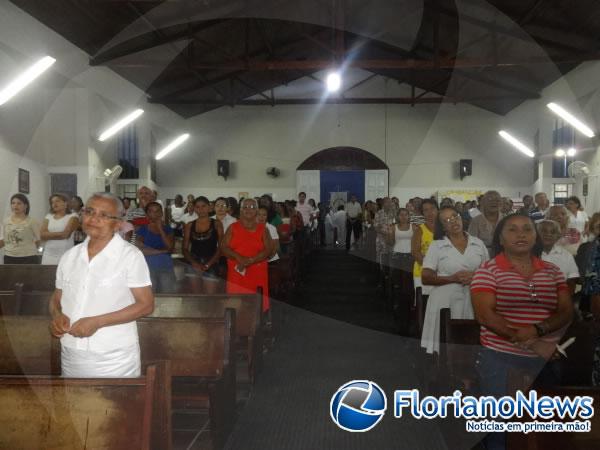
[319,170,365,206]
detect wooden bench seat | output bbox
[0,365,156,450]
[153,291,263,383]
[0,316,173,450]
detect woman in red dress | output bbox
[222,198,274,311]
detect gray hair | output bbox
[536,219,561,235]
[87,192,124,218]
[242,197,258,208]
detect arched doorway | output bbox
[296,147,389,206]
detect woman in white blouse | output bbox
[565,195,589,236]
[41,194,79,265]
[390,208,414,335]
[421,206,489,354]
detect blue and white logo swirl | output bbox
[330,380,387,432]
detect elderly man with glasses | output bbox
[49,192,154,378]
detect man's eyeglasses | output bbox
[242,204,257,209]
[81,207,121,221]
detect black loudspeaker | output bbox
[217,160,230,179]
[459,159,472,180]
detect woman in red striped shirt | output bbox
[471,214,573,450]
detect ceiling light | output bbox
[0,56,56,106]
[567,147,577,157]
[98,109,144,141]
[155,133,190,160]
[555,149,566,157]
[547,102,595,138]
[498,130,535,158]
[326,72,341,92]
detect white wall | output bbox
[155,100,532,204]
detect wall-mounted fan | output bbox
[266,167,281,178]
[567,161,590,178]
[103,165,123,185]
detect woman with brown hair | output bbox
[221,198,273,311]
[0,193,41,264]
[41,193,80,265]
[183,196,224,294]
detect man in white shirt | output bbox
[295,192,313,227]
[345,194,362,250]
[538,219,580,295]
[50,192,154,378]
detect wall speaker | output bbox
[217,160,230,179]
[459,159,472,180]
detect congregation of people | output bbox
[1,186,599,450]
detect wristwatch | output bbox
[534,322,549,337]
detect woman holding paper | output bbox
[221,198,273,311]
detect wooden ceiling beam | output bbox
[113,54,600,71]
[151,95,530,106]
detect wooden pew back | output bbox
[0,285,22,315]
[0,316,60,375]
[0,366,156,450]
[138,314,233,377]
[0,264,56,291]
[438,308,481,390]
[152,292,261,338]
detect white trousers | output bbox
[61,343,141,378]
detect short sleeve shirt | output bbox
[2,216,40,257]
[470,253,568,357]
[137,225,174,270]
[423,234,489,275]
[56,234,151,352]
[541,245,580,280]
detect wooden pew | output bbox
[0,315,61,375]
[16,290,53,316]
[0,283,22,315]
[0,264,56,291]
[0,365,156,450]
[0,316,172,450]
[438,308,481,392]
[137,311,236,449]
[152,291,263,383]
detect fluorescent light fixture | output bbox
[498,130,535,158]
[326,72,341,92]
[555,149,566,157]
[155,133,190,160]
[98,109,144,141]
[567,147,577,157]
[0,56,56,106]
[547,102,595,138]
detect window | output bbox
[553,183,573,204]
[118,184,138,202]
[117,124,139,179]
[551,122,575,178]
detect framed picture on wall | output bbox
[18,168,29,194]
